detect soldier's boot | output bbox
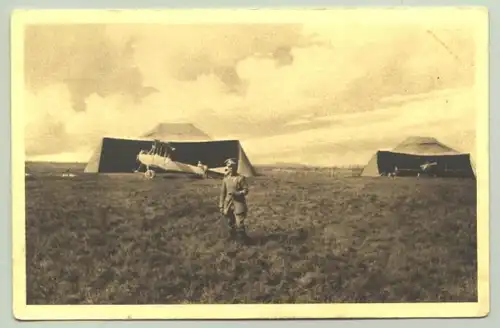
[227,227,237,240]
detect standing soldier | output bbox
[219,158,250,242]
[198,161,208,179]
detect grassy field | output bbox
[25,162,477,304]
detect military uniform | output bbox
[219,158,249,239]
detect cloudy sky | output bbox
[23,11,483,166]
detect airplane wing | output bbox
[138,153,224,176]
[208,167,227,175]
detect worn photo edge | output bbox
[10,7,490,320]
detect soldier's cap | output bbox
[224,158,237,166]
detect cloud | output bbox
[24,25,157,112]
[23,20,480,166]
[241,87,476,166]
[106,24,317,95]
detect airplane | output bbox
[135,139,227,179]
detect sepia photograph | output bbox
[11,8,489,320]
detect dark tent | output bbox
[84,137,257,177]
[361,136,476,178]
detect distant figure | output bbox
[391,166,399,178]
[219,158,250,242]
[385,166,398,178]
[197,161,208,178]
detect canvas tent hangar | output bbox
[84,136,257,177]
[390,136,459,155]
[362,151,476,178]
[140,123,212,141]
[361,136,476,178]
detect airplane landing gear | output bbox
[144,167,156,179]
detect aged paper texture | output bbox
[11,8,489,320]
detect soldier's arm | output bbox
[236,176,249,196]
[219,179,226,209]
